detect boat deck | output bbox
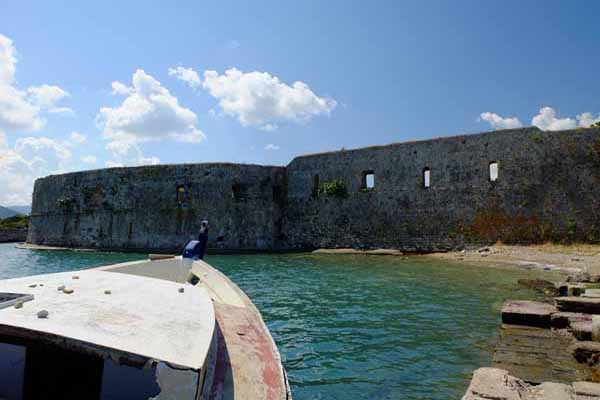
[3,246,291,399]
[101,256,291,399]
[0,269,214,369]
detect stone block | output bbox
[573,381,600,397]
[556,297,600,314]
[551,312,591,329]
[502,300,557,328]
[593,316,600,342]
[584,290,600,299]
[462,367,524,400]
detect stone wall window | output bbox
[312,174,320,197]
[489,162,499,182]
[273,184,284,203]
[361,171,375,190]
[423,167,431,188]
[176,185,185,203]
[231,183,247,202]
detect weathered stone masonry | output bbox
[28,127,600,252]
[0,228,27,243]
[28,163,286,252]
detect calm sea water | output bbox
[0,243,552,399]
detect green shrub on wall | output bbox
[318,179,348,198]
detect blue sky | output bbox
[1,0,599,204]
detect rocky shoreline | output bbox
[428,243,600,275]
[463,270,600,399]
[463,367,600,399]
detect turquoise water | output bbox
[0,243,551,399]
[0,243,146,280]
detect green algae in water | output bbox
[0,243,557,399]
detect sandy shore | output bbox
[426,243,600,275]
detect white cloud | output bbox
[530,107,599,131]
[104,134,161,167]
[81,155,97,164]
[0,33,44,132]
[0,33,71,133]
[106,154,158,168]
[576,112,600,128]
[264,143,280,150]
[168,66,201,90]
[138,155,160,165]
[14,136,72,161]
[0,85,43,132]
[104,152,160,168]
[0,133,74,204]
[479,112,523,130]
[69,131,86,145]
[48,106,75,116]
[105,160,124,168]
[0,35,17,84]
[202,68,337,131]
[97,69,206,151]
[261,123,277,132]
[531,107,577,131]
[27,84,72,114]
[111,81,133,96]
[169,131,205,143]
[480,107,600,132]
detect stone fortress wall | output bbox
[28,164,287,252]
[0,228,27,243]
[28,127,600,252]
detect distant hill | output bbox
[0,206,19,219]
[6,205,31,215]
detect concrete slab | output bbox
[585,289,600,299]
[493,324,589,383]
[551,312,592,329]
[556,297,600,314]
[463,368,600,399]
[524,382,574,399]
[571,321,592,341]
[573,381,600,397]
[502,300,557,328]
[0,270,215,370]
[462,367,525,400]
